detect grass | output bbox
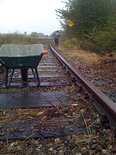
[58,42,99,64]
[58,39,116,64]
[57,39,116,81]
[0,33,53,47]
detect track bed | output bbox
[0,45,115,154]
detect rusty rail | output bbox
[50,44,116,127]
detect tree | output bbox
[56,0,112,39]
[30,32,39,37]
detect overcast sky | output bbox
[0,0,65,35]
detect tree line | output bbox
[56,0,116,52]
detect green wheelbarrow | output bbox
[0,44,48,88]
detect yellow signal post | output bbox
[67,20,74,27]
[67,20,74,39]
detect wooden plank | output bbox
[38,66,57,68]
[0,91,70,109]
[39,63,57,65]
[0,81,69,89]
[28,69,59,72]
[13,74,64,79]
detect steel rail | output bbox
[50,44,116,126]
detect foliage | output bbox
[0,33,28,45]
[0,33,53,47]
[56,0,116,52]
[57,0,111,38]
[93,27,116,52]
[30,32,39,37]
[0,33,36,46]
[86,16,116,51]
[60,38,80,49]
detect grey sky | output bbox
[0,0,65,35]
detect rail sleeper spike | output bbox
[50,44,116,129]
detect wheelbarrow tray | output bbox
[0,56,42,68]
[0,44,44,68]
[0,44,45,88]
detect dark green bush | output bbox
[92,27,116,52]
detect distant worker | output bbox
[54,30,60,46]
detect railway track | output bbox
[0,44,115,154]
[50,45,116,129]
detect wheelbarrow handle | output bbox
[43,51,48,55]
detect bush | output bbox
[0,33,28,46]
[62,38,80,49]
[92,27,116,52]
[79,40,93,51]
[0,33,42,46]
